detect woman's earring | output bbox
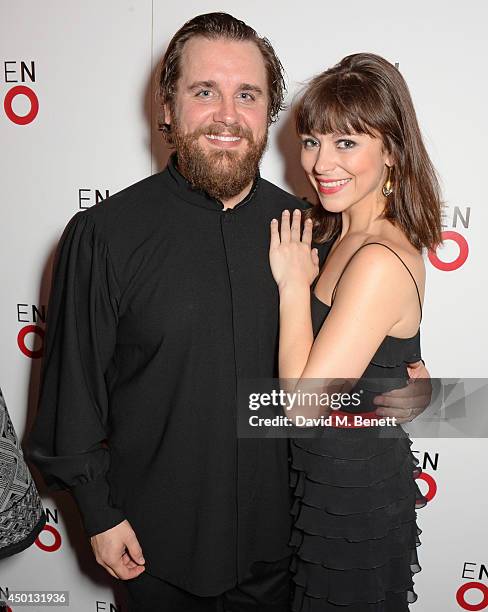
[382,165,394,197]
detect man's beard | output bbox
[172,119,268,202]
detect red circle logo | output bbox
[17,325,44,359]
[35,524,62,552]
[456,582,488,611]
[428,231,469,271]
[4,85,39,125]
[415,471,437,501]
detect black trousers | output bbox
[124,556,291,612]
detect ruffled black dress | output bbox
[290,261,427,611]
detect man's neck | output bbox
[172,154,256,210]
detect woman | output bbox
[269,53,442,611]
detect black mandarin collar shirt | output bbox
[168,152,260,211]
[29,154,331,595]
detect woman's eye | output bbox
[337,139,356,149]
[302,138,319,149]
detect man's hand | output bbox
[374,361,432,424]
[90,519,145,580]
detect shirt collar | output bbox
[165,152,260,212]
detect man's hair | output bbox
[296,53,443,251]
[157,12,286,141]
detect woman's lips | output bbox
[316,178,352,194]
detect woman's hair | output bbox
[158,12,286,143]
[296,53,442,251]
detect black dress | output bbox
[290,243,427,611]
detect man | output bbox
[29,13,431,611]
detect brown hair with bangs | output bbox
[296,53,442,251]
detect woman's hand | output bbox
[269,209,320,291]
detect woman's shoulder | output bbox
[345,234,425,302]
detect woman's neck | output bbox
[339,192,387,240]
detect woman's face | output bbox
[300,131,392,214]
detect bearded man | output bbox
[29,12,431,612]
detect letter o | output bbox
[414,471,437,501]
[35,524,62,552]
[428,231,469,271]
[4,85,39,125]
[456,582,488,611]
[17,325,44,359]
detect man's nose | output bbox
[212,95,239,126]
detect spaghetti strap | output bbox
[330,242,423,323]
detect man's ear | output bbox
[163,102,172,128]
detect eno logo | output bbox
[17,304,46,359]
[3,61,38,125]
[412,450,438,502]
[428,230,469,272]
[457,563,488,610]
[35,508,62,552]
[457,583,488,611]
[429,206,470,271]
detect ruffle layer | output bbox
[291,546,420,610]
[291,427,408,461]
[290,521,421,570]
[289,428,426,610]
[291,493,418,542]
[292,580,417,612]
[291,470,420,520]
[290,447,426,516]
[290,430,416,489]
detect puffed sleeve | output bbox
[28,211,126,537]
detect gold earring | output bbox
[382,165,394,197]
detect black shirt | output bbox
[28,154,331,595]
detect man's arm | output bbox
[373,360,433,423]
[27,211,144,579]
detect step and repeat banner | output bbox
[1,1,487,610]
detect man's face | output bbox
[164,36,269,202]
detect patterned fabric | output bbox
[0,387,45,558]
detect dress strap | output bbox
[330,242,423,323]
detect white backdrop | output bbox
[1,1,487,610]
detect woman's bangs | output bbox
[296,78,378,138]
